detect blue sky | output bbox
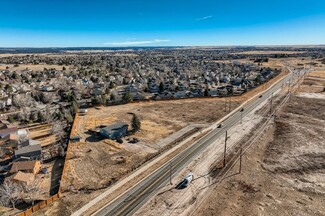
[0,0,324,47]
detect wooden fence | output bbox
[16,193,61,216]
[16,113,79,216]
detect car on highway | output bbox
[217,123,222,128]
[259,94,263,98]
[175,173,194,189]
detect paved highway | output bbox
[94,68,305,216]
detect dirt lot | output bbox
[79,98,241,143]
[309,69,325,79]
[57,98,240,211]
[192,81,325,215]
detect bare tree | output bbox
[42,105,55,123]
[22,179,41,205]
[51,121,65,139]
[21,107,31,122]
[0,181,24,209]
[0,147,4,157]
[12,94,34,108]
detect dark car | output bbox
[259,95,263,98]
[116,138,123,144]
[217,123,222,128]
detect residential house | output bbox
[41,85,54,92]
[209,89,219,97]
[92,87,104,96]
[0,100,6,109]
[5,171,35,185]
[20,139,41,147]
[217,87,229,96]
[9,160,41,175]
[173,90,188,98]
[0,127,18,139]
[0,133,19,149]
[99,122,128,139]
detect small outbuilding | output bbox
[100,122,128,140]
[15,144,42,160]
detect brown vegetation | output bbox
[194,92,325,216]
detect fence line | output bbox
[16,113,79,216]
[16,193,61,216]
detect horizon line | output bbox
[0,44,325,49]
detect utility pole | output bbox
[229,95,231,113]
[269,92,273,116]
[224,130,227,167]
[169,162,172,185]
[240,108,244,124]
[239,141,243,173]
[224,97,227,112]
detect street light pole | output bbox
[240,108,244,124]
[270,92,273,116]
[239,141,243,173]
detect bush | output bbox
[8,115,14,123]
[131,114,141,133]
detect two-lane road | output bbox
[94,68,305,216]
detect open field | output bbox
[192,78,325,216]
[234,50,305,55]
[61,98,240,205]
[308,69,325,78]
[298,70,325,94]
[0,63,69,71]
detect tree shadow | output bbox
[50,156,64,195]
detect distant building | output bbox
[99,122,128,139]
[41,85,54,92]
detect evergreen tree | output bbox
[131,114,141,132]
[122,92,132,103]
[110,93,116,101]
[159,82,164,93]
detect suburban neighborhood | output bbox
[0,46,324,216]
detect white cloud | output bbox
[104,39,170,46]
[196,15,213,21]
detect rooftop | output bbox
[15,144,42,156]
[101,122,128,134]
[9,160,39,173]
